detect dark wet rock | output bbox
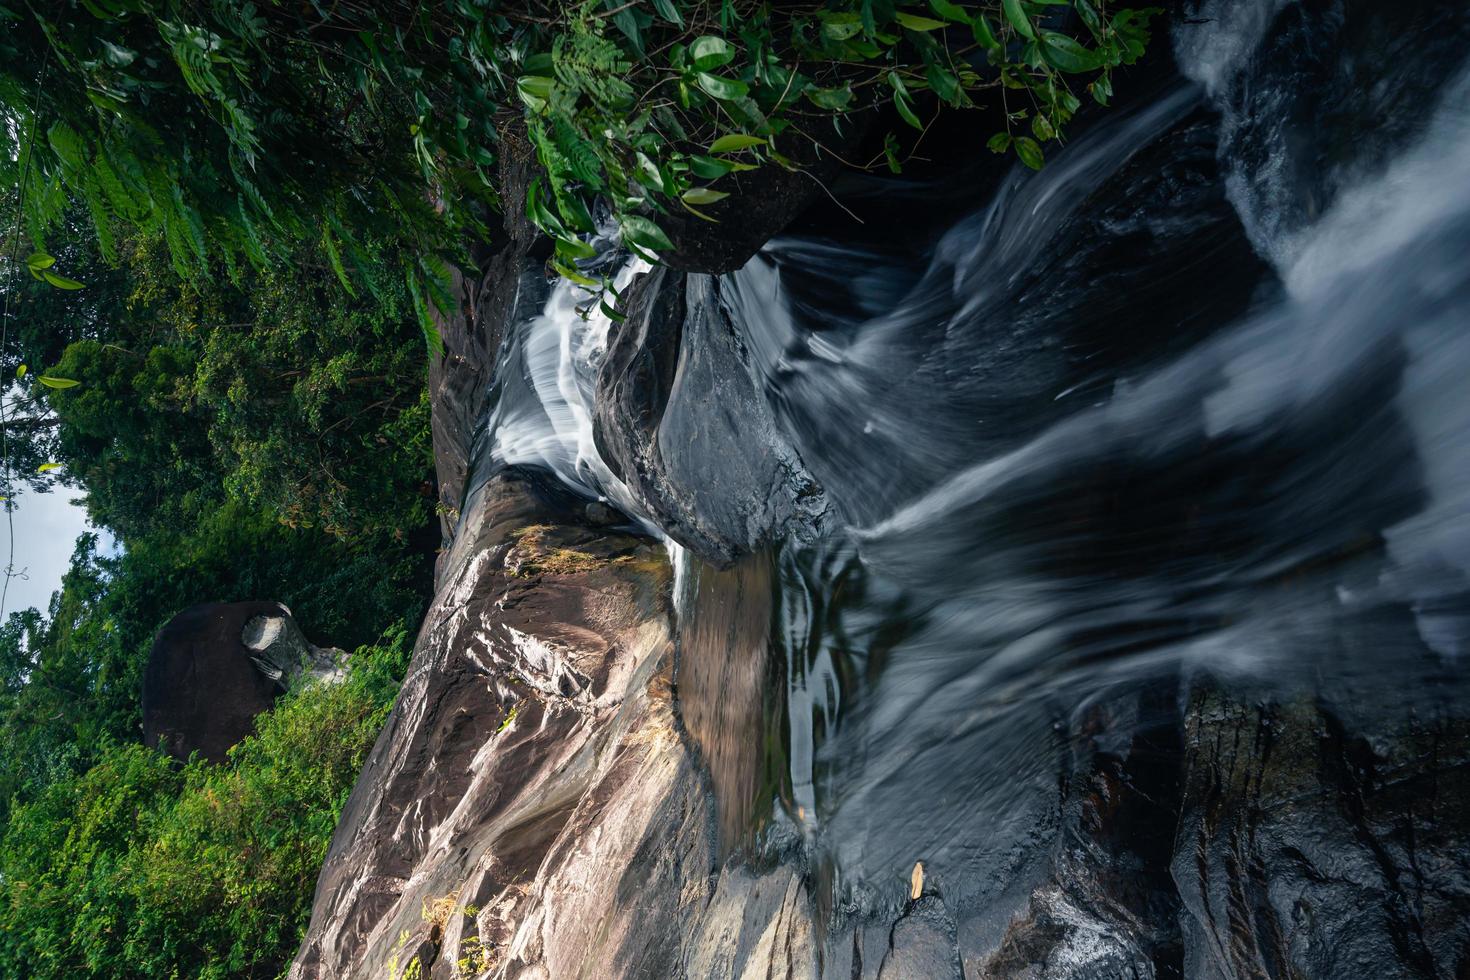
[142,601,339,763]
[956,688,1186,980]
[288,475,1470,980]
[1173,682,1470,980]
[878,897,963,979]
[594,266,825,564]
[759,100,1277,530]
[1183,0,1470,262]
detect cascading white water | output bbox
[469,0,1470,926]
[483,258,651,527]
[697,0,1470,910]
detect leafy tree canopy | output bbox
[0,0,1156,303]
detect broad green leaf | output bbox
[516,75,555,111]
[987,132,1013,153]
[708,133,766,153]
[635,152,666,193]
[651,0,684,26]
[972,14,1001,51]
[927,63,962,104]
[889,73,923,130]
[1002,0,1036,39]
[621,215,674,251]
[689,154,736,179]
[893,92,922,129]
[608,0,645,57]
[689,35,735,71]
[555,236,598,261]
[15,364,25,379]
[551,259,600,288]
[806,83,855,111]
[696,73,749,101]
[24,252,54,271]
[681,187,730,205]
[1074,0,1104,33]
[820,12,864,41]
[895,12,948,31]
[1039,32,1103,73]
[928,0,971,23]
[37,463,63,474]
[1015,135,1045,169]
[42,271,84,290]
[1031,114,1056,140]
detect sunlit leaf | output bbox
[1039,32,1103,73]
[42,271,84,290]
[681,187,730,205]
[1002,0,1036,39]
[689,35,734,71]
[1014,135,1045,169]
[37,375,81,389]
[696,73,748,101]
[708,133,765,153]
[516,75,554,111]
[896,12,948,31]
[620,215,674,251]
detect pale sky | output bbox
[2,481,112,619]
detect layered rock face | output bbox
[289,468,699,979]
[289,3,1470,975]
[288,488,1470,978]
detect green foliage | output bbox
[0,216,434,825]
[0,627,411,980]
[0,1,1155,307]
[9,222,436,547]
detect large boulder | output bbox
[142,601,342,763]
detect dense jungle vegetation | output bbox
[0,1,1152,975]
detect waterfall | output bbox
[481,258,651,527]
[469,0,1470,926]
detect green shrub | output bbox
[0,627,412,980]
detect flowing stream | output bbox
[477,0,1470,932]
